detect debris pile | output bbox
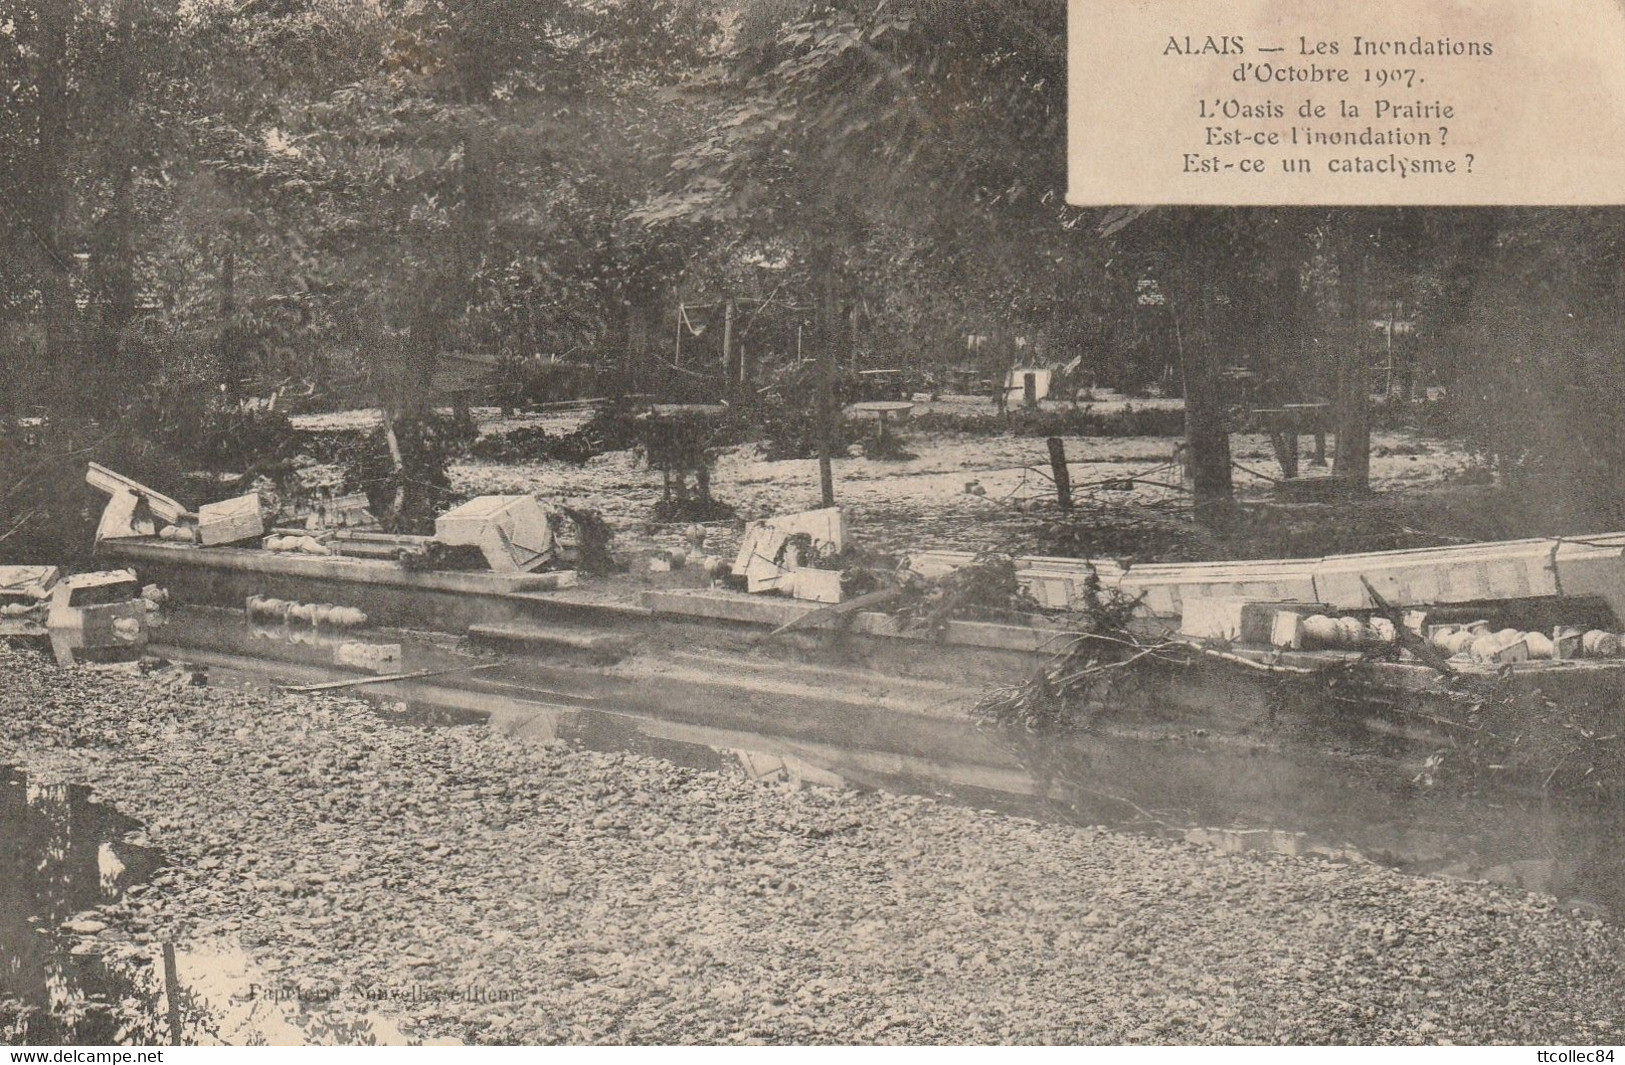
[84,461,576,581]
[44,570,152,667]
[733,507,848,603]
[0,565,60,636]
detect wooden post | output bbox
[1047,437,1073,512]
[721,296,736,384]
[1267,432,1300,480]
[818,348,836,506]
[816,258,838,507]
[1174,301,1234,524]
[850,303,860,371]
[1334,246,1372,490]
[1023,372,1038,409]
[163,941,184,1045]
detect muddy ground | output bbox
[307,400,1486,566]
[3,644,1621,1045]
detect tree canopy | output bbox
[1,0,1622,526]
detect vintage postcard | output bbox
[0,0,1622,1054]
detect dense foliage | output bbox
[2,1,1623,543]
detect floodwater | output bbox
[0,767,163,1043]
[472,691,1625,920]
[0,767,452,1046]
[197,652,1625,924]
[6,604,1621,1042]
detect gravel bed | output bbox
[1,643,1621,1045]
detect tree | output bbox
[636,0,1084,499]
[141,0,715,522]
[1434,208,1625,531]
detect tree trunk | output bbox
[94,0,140,401]
[1174,294,1233,525]
[35,0,76,409]
[1333,249,1372,489]
[99,162,138,397]
[626,287,654,395]
[813,243,839,507]
[1260,258,1302,399]
[378,402,409,528]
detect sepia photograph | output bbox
[1,0,1623,1051]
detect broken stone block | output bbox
[94,487,157,542]
[334,642,402,673]
[1270,610,1305,650]
[0,566,59,603]
[791,568,844,604]
[733,508,847,596]
[1181,597,1329,645]
[86,462,189,542]
[1553,626,1585,660]
[197,493,266,547]
[45,571,147,667]
[435,496,557,574]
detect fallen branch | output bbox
[1184,642,1324,676]
[763,585,906,639]
[1051,641,1177,686]
[1360,575,1457,676]
[0,509,40,544]
[278,660,504,694]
